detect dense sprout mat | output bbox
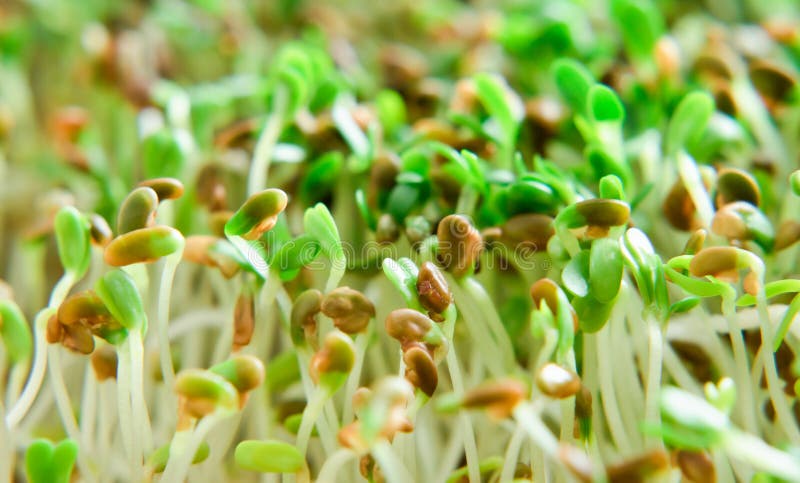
[2,0,800,481]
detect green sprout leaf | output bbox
[142,129,185,180]
[611,0,664,63]
[588,84,625,123]
[303,203,345,268]
[234,440,304,473]
[25,439,79,483]
[54,206,91,278]
[0,300,32,364]
[590,237,623,303]
[473,73,524,148]
[94,269,146,333]
[552,58,595,116]
[148,441,210,473]
[666,92,715,156]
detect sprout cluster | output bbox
[2,1,800,482]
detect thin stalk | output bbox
[247,86,287,196]
[0,400,11,482]
[721,297,758,434]
[162,412,230,483]
[296,385,332,457]
[128,329,153,470]
[79,363,97,452]
[156,251,182,411]
[372,439,412,483]
[499,425,526,483]
[461,277,516,370]
[447,277,504,378]
[342,331,369,425]
[115,343,135,473]
[595,329,632,454]
[315,448,356,483]
[512,402,558,459]
[722,429,800,480]
[754,288,800,444]
[643,315,664,450]
[442,306,480,483]
[48,347,96,481]
[5,308,54,428]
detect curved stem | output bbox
[721,298,758,434]
[5,308,53,428]
[162,413,229,483]
[754,290,800,444]
[157,251,183,410]
[371,440,412,483]
[316,448,357,483]
[499,425,526,483]
[342,332,368,425]
[442,306,480,483]
[461,277,516,370]
[643,315,664,450]
[296,385,331,457]
[48,347,96,482]
[247,86,287,196]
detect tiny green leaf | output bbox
[54,206,91,278]
[590,238,623,303]
[235,440,304,473]
[552,59,595,116]
[0,300,32,364]
[104,226,184,266]
[25,439,78,483]
[588,84,625,123]
[562,250,590,297]
[666,91,715,156]
[94,269,146,332]
[225,189,288,241]
[148,441,210,473]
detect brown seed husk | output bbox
[232,292,255,350]
[321,287,375,334]
[416,261,452,318]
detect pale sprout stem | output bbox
[296,386,331,457]
[595,329,632,454]
[157,251,183,411]
[248,86,287,196]
[754,289,800,444]
[448,278,504,378]
[442,306,481,483]
[342,331,369,425]
[162,413,229,483]
[315,448,357,483]
[115,344,136,474]
[721,299,758,434]
[499,425,526,483]
[643,315,664,450]
[462,277,516,370]
[6,271,76,429]
[371,439,413,483]
[79,363,97,452]
[48,347,96,482]
[5,363,29,408]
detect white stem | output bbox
[754,292,800,444]
[443,308,480,483]
[296,386,330,457]
[157,252,182,411]
[372,440,412,483]
[5,309,53,428]
[129,330,153,469]
[316,448,357,483]
[595,329,633,454]
[644,316,664,450]
[48,347,96,481]
[162,413,228,483]
[116,344,135,473]
[721,299,758,434]
[341,332,368,425]
[248,86,287,196]
[80,363,97,453]
[462,278,516,370]
[499,425,526,483]
[723,430,800,481]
